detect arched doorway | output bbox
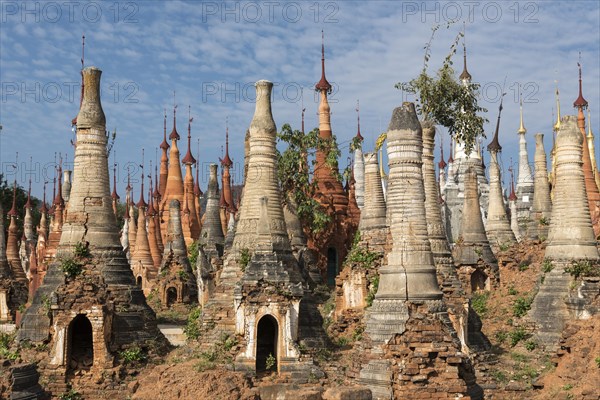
[471,270,488,293]
[327,247,338,286]
[166,287,177,307]
[136,276,142,287]
[256,315,278,372]
[68,315,94,372]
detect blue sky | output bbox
[1,1,599,199]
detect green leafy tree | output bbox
[277,124,345,235]
[397,24,488,156]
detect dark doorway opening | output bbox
[327,247,338,286]
[471,270,488,293]
[68,315,94,372]
[166,287,177,307]
[256,315,278,372]
[136,276,142,286]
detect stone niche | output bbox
[233,292,302,374]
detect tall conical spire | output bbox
[487,94,504,153]
[459,23,471,82]
[554,84,561,132]
[315,30,332,93]
[137,151,147,208]
[194,158,202,197]
[573,58,588,109]
[508,166,517,201]
[169,93,180,140]
[181,106,196,165]
[438,138,447,170]
[220,118,233,167]
[518,94,526,134]
[40,181,48,215]
[356,99,363,141]
[160,109,169,150]
[111,162,119,200]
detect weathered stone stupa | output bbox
[485,101,517,246]
[531,115,599,349]
[358,152,387,251]
[353,102,365,210]
[1,201,28,323]
[18,68,164,376]
[421,121,471,349]
[199,164,225,260]
[360,103,478,400]
[573,63,600,237]
[155,200,198,307]
[6,182,27,285]
[528,133,552,240]
[453,168,499,293]
[545,115,599,260]
[219,80,309,375]
[131,175,156,292]
[515,99,534,236]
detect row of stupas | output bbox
[1,31,599,400]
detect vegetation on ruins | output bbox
[365,274,379,307]
[118,346,146,364]
[471,292,489,316]
[188,241,200,267]
[564,260,600,278]
[239,248,251,272]
[184,307,202,340]
[345,231,381,268]
[59,258,83,278]
[396,24,488,157]
[276,123,348,234]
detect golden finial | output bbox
[518,86,526,134]
[554,82,561,132]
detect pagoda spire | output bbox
[25,177,32,210]
[111,162,119,201]
[160,109,169,150]
[356,100,363,141]
[169,92,180,140]
[40,181,48,214]
[518,92,526,134]
[554,83,561,132]
[54,154,64,207]
[220,117,233,167]
[137,150,147,208]
[315,30,332,93]
[487,93,505,153]
[459,23,471,82]
[438,137,447,170]
[181,106,196,165]
[573,58,588,110]
[508,165,517,201]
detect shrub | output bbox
[177,270,188,280]
[565,260,600,279]
[59,388,82,400]
[509,326,528,347]
[265,353,276,370]
[494,330,508,344]
[518,262,529,272]
[539,216,549,226]
[119,346,145,364]
[74,241,90,258]
[188,241,200,266]
[60,258,83,278]
[471,292,489,316]
[365,275,380,307]
[595,357,600,368]
[524,340,538,351]
[184,307,202,340]
[240,248,251,272]
[346,232,380,268]
[542,258,554,273]
[513,295,534,318]
[507,285,518,296]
